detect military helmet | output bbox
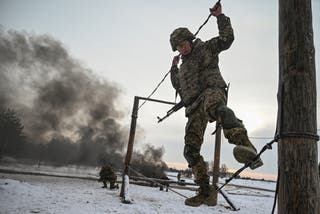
[170,27,195,51]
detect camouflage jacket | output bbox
[170,14,234,107]
[99,165,116,180]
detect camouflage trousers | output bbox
[183,88,253,185]
[101,175,117,187]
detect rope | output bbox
[218,138,277,191]
[128,166,188,199]
[279,131,319,141]
[138,0,221,110]
[128,166,238,210]
[249,137,274,140]
[138,70,171,109]
[268,132,319,213]
[194,14,212,37]
[218,131,319,213]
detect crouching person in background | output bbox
[98,164,118,189]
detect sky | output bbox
[1,0,320,180]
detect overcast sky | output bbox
[1,0,320,179]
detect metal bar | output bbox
[215,184,239,211]
[130,175,195,186]
[136,96,176,106]
[129,166,188,199]
[120,96,177,198]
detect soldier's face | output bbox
[176,40,192,55]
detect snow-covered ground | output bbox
[0,165,277,214]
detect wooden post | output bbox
[212,121,221,198]
[120,96,139,198]
[119,96,176,198]
[212,84,229,201]
[278,0,319,213]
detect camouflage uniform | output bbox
[99,164,117,189]
[170,14,263,206]
[177,171,181,181]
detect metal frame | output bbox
[120,96,176,197]
[119,95,225,207]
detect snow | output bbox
[123,174,131,203]
[0,166,277,214]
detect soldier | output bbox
[177,171,181,182]
[98,164,118,189]
[169,2,263,207]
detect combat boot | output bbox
[102,181,107,188]
[110,183,119,190]
[203,185,217,206]
[185,183,217,207]
[185,192,208,207]
[224,127,263,170]
[233,145,263,169]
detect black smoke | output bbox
[131,144,168,178]
[0,27,167,174]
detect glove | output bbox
[210,1,222,17]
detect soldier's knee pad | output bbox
[183,144,201,167]
[216,105,242,129]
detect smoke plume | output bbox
[131,144,168,178]
[0,27,167,174]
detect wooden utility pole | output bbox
[278,0,319,213]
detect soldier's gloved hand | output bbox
[172,55,180,67]
[209,2,222,17]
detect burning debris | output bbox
[0,28,167,175]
